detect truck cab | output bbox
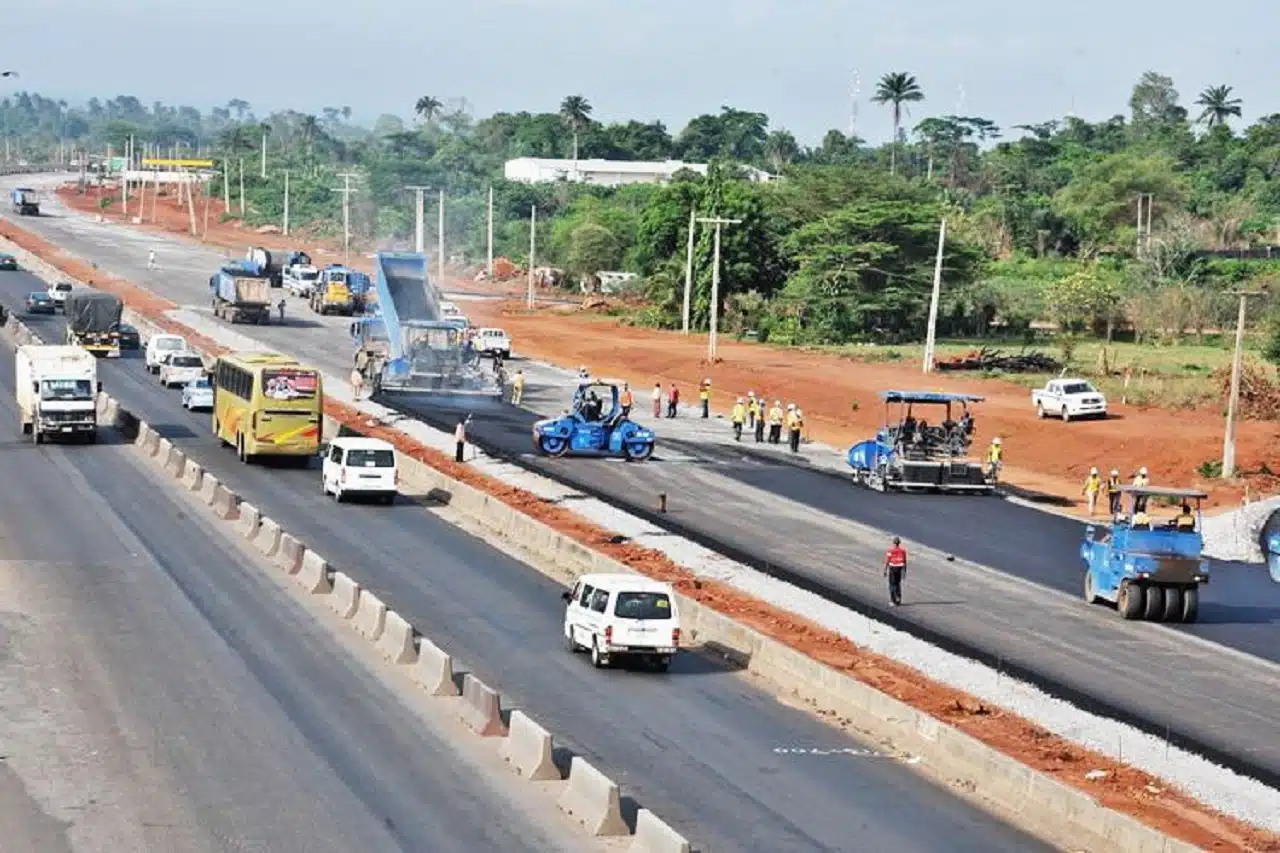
[16,345,100,443]
[310,267,355,316]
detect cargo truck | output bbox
[246,246,284,288]
[10,187,39,215]
[210,265,272,324]
[63,290,123,358]
[16,345,99,443]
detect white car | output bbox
[1031,378,1108,422]
[562,573,680,671]
[159,352,205,388]
[47,281,73,310]
[285,265,319,297]
[181,376,213,410]
[322,436,398,504]
[473,327,511,359]
[146,334,188,373]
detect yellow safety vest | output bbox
[700,388,710,401]
[1084,475,1100,495]
[768,407,783,425]
[731,404,746,423]
[987,444,1002,463]
[748,400,759,417]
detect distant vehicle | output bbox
[210,265,272,324]
[473,327,511,359]
[64,290,123,358]
[10,187,39,216]
[284,264,319,297]
[562,573,680,671]
[532,381,655,460]
[322,436,398,504]
[25,291,55,314]
[116,322,140,350]
[847,391,991,493]
[0,252,18,271]
[47,281,73,309]
[181,376,213,411]
[245,246,284,287]
[145,333,188,373]
[309,266,356,316]
[1080,486,1209,622]
[16,344,99,443]
[159,352,205,388]
[211,352,323,463]
[437,300,469,328]
[1032,378,1107,422]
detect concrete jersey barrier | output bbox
[199,472,221,506]
[254,516,282,557]
[181,458,203,491]
[211,484,240,520]
[412,636,459,697]
[376,610,417,663]
[629,809,691,853]
[558,756,629,836]
[500,710,560,781]
[328,572,360,619]
[236,502,260,539]
[296,549,333,594]
[274,533,304,574]
[353,589,387,640]
[164,444,186,477]
[458,674,506,736]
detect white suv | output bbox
[322,436,398,504]
[562,573,680,671]
[146,334,188,373]
[47,281,73,310]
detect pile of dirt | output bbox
[1216,361,1280,421]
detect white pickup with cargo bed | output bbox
[1031,378,1107,422]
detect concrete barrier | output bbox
[164,444,186,478]
[629,810,690,853]
[181,458,203,491]
[140,425,161,457]
[412,636,459,696]
[353,589,387,640]
[499,711,560,781]
[102,395,120,427]
[296,550,332,594]
[236,502,260,539]
[211,484,240,520]
[328,572,360,619]
[557,757,628,836]
[199,472,220,505]
[375,610,417,664]
[274,533,304,574]
[253,516,281,557]
[155,436,173,464]
[134,422,155,452]
[458,674,506,736]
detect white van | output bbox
[562,573,680,671]
[322,436,398,504]
[145,334,188,373]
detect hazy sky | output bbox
[5,0,1275,145]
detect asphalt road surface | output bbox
[0,277,1053,851]
[0,335,595,853]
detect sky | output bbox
[4,0,1277,146]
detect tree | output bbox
[1129,72,1187,139]
[567,222,622,276]
[763,130,799,171]
[872,72,924,175]
[560,95,593,162]
[1044,267,1122,331]
[415,96,443,124]
[1196,85,1243,128]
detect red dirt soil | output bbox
[7,206,1279,851]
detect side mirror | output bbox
[561,591,572,602]
[97,381,103,393]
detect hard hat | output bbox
[1090,467,1098,474]
[992,437,1002,444]
[774,400,781,405]
[704,377,711,384]
[748,390,755,396]
[796,409,804,416]
[1139,466,1148,475]
[737,397,744,403]
[787,403,795,410]
[1110,469,1118,476]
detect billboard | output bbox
[141,158,215,168]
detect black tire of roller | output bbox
[1142,584,1165,621]
[1181,586,1200,623]
[1118,581,1144,620]
[1160,585,1184,622]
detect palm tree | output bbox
[871,72,925,175]
[415,96,442,124]
[1195,85,1242,127]
[559,95,593,163]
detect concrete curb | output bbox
[235,501,260,539]
[181,458,202,491]
[629,809,691,853]
[328,571,360,619]
[253,516,281,557]
[274,533,304,574]
[199,472,221,506]
[412,636,459,697]
[458,674,506,737]
[296,550,332,594]
[375,610,417,664]
[499,710,560,781]
[558,757,629,837]
[352,589,387,640]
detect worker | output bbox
[1131,510,1151,530]
[277,298,286,322]
[986,437,1003,482]
[1132,466,1150,512]
[619,383,633,417]
[1174,503,1196,531]
[147,248,157,270]
[767,400,784,444]
[1106,469,1123,515]
[349,366,364,402]
[753,396,766,443]
[651,382,663,418]
[746,392,758,431]
[1083,467,1102,516]
[788,407,804,453]
[454,417,468,463]
[667,383,680,418]
[884,535,908,606]
[699,379,711,418]
[731,398,746,441]
[510,369,525,405]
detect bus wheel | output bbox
[237,435,250,464]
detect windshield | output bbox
[41,379,92,400]
[156,338,184,351]
[54,283,72,292]
[327,272,347,284]
[300,271,318,280]
[170,355,203,368]
[613,591,673,620]
[1062,382,1095,394]
[346,448,394,467]
[29,293,49,301]
[190,377,211,389]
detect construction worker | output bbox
[277,298,287,322]
[1131,510,1151,530]
[147,248,157,270]
[753,396,766,442]
[699,378,711,418]
[1083,467,1102,516]
[350,366,364,401]
[788,407,804,453]
[767,400,784,444]
[731,398,746,441]
[651,382,663,418]
[986,437,1003,482]
[1132,466,1150,512]
[1174,503,1196,531]
[746,392,758,431]
[667,383,680,418]
[1106,469,1122,515]
[510,369,525,405]
[619,382,633,417]
[454,416,468,463]
[884,535,908,606]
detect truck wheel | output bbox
[1061,408,1071,423]
[1180,587,1200,623]
[590,639,607,669]
[1142,585,1165,621]
[1083,571,1100,604]
[1117,581,1144,620]
[1160,586,1184,622]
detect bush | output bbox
[1264,308,1280,366]
[1197,459,1223,478]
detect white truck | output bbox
[16,345,100,444]
[473,327,511,359]
[1031,378,1108,422]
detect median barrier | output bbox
[353,589,387,640]
[328,572,360,619]
[199,472,220,505]
[375,610,417,664]
[629,809,690,853]
[499,711,560,781]
[235,502,260,539]
[181,458,202,491]
[274,533,304,574]
[458,674,506,736]
[211,484,240,520]
[253,516,281,557]
[140,425,160,456]
[155,436,173,463]
[95,392,107,416]
[296,549,332,594]
[163,445,186,477]
[102,395,120,426]
[411,636,459,696]
[557,757,629,837]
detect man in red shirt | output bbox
[884,536,907,606]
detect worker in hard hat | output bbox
[746,392,759,432]
[1132,466,1150,512]
[699,378,711,419]
[986,437,1003,482]
[788,407,805,453]
[1106,469,1122,515]
[1082,467,1102,516]
[1173,503,1196,532]
[767,400,784,444]
[753,394,767,443]
[731,397,747,442]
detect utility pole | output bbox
[486,185,494,277]
[527,205,537,310]
[223,160,231,215]
[260,127,268,178]
[238,158,245,216]
[331,173,359,264]
[1222,290,1262,478]
[922,217,948,373]
[696,216,742,362]
[404,185,429,254]
[282,170,290,236]
[438,189,445,286]
[682,206,697,334]
[183,169,197,235]
[202,176,211,241]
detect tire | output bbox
[1181,586,1200,623]
[1160,585,1184,622]
[565,628,580,653]
[237,434,250,464]
[382,493,396,506]
[590,639,607,669]
[651,655,671,673]
[1083,571,1099,604]
[1142,584,1165,621]
[1117,581,1144,620]
[1061,408,1071,423]
[624,441,653,462]
[539,435,569,457]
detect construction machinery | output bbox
[309,265,357,316]
[351,252,500,397]
[63,290,123,358]
[846,391,991,493]
[246,246,284,287]
[532,381,655,460]
[210,263,272,324]
[10,186,39,215]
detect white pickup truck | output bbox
[1031,378,1108,422]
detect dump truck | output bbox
[63,290,123,358]
[16,344,99,443]
[210,264,272,324]
[10,187,39,215]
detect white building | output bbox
[503,157,774,187]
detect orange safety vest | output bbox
[620,389,633,407]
